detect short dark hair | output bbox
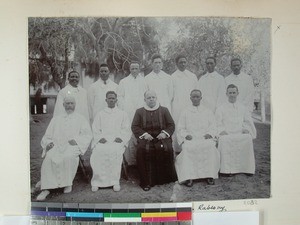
[206,56,216,64]
[130,61,140,66]
[231,58,242,65]
[190,89,202,96]
[226,84,239,92]
[106,91,117,98]
[68,71,79,78]
[175,54,187,64]
[151,53,162,62]
[99,63,109,69]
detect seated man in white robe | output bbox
[90,91,131,192]
[216,84,257,176]
[175,89,220,186]
[36,96,92,201]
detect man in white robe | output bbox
[87,63,118,123]
[145,53,173,112]
[198,57,227,113]
[225,58,255,112]
[171,55,198,153]
[216,84,257,175]
[171,55,198,125]
[90,91,131,192]
[117,62,147,165]
[53,71,89,121]
[175,89,220,186]
[36,96,92,201]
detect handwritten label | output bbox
[198,204,227,212]
[243,200,258,205]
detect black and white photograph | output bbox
[29,17,271,203]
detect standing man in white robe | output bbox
[88,63,118,123]
[175,89,220,187]
[225,58,255,112]
[198,57,227,113]
[171,55,198,153]
[216,84,257,175]
[171,54,198,126]
[36,96,92,201]
[117,62,147,165]
[145,53,173,112]
[90,91,131,192]
[53,71,89,121]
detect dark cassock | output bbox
[131,102,177,190]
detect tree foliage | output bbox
[28,17,271,94]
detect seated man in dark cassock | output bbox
[131,90,177,191]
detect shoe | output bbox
[143,186,151,191]
[207,178,215,185]
[63,186,72,193]
[91,186,99,192]
[36,190,50,201]
[113,184,121,192]
[184,180,193,187]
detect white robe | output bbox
[53,84,89,121]
[117,74,147,123]
[198,71,227,113]
[225,72,255,112]
[87,79,118,123]
[117,73,147,165]
[40,112,92,190]
[145,70,173,112]
[175,105,220,182]
[90,107,131,187]
[171,69,198,125]
[215,102,256,174]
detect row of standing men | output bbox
[36,54,256,200]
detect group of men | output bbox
[36,53,256,201]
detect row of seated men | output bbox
[36,86,256,201]
[36,53,256,200]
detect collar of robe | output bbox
[188,105,204,112]
[104,106,118,113]
[143,102,160,111]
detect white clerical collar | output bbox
[130,74,140,79]
[104,106,118,113]
[67,84,80,92]
[143,102,160,111]
[189,105,202,112]
[207,71,216,76]
[177,69,187,75]
[99,79,110,84]
[62,111,75,118]
[231,72,241,78]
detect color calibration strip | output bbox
[31,202,192,223]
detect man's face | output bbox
[68,72,80,87]
[226,87,239,103]
[106,93,117,108]
[231,60,242,75]
[99,66,110,81]
[63,98,76,114]
[206,58,216,73]
[144,91,157,108]
[177,57,187,72]
[130,63,140,76]
[152,58,163,73]
[190,91,202,106]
